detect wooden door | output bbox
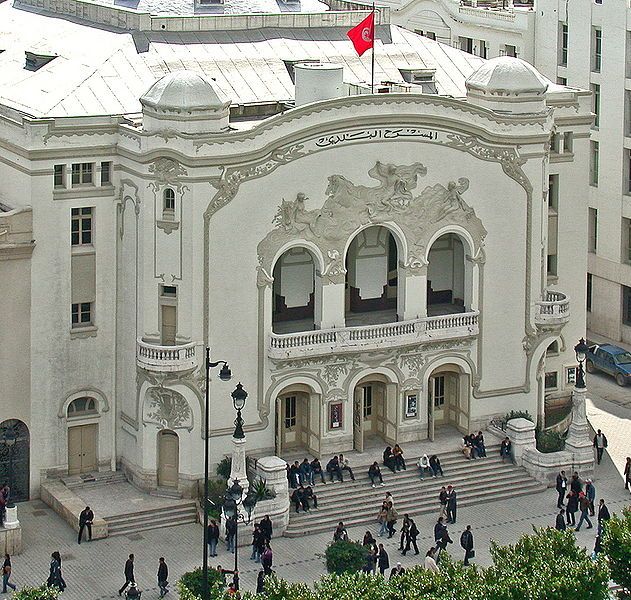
[158,430,179,488]
[353,388,364,452]
[161,305,176,346]
[68,424,97,475]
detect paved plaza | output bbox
[5,377,631,599]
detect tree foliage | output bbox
[602,506,631,594]
[178,567,228,600]
[10,586,60,600]
[324,540,368,575]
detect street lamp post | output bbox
[574,337,589,389]
[202,348,232,600]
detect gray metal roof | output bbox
[100,0,328,15]
[0,2,485,118]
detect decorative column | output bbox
[564,385,595,475]
[3,506,19,529]
[320,256,346,329]
[229,436,249,495]
[402,262,427,320]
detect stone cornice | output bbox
[0,242,35,260]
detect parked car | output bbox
[585,343,631,386]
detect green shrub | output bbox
[216,456,232,481]
[505,410,534,423]
[11,586,60,600]
[178,567,228,600]
[602,506,631,595]
[324,540,368,575]
[251,477,276,501]
[535,428,566,453]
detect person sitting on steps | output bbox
[290,486,309,513]
[304,486,318,509]
[338,454,356,481]
[310,458,326,484]
[326,456,344,483]
[368,462,385,487]
[417,454,431,480]
[299,458,314,486]
[383,446,396,473]
[429,454,444,477]
[393,444,406,471]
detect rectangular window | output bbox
[547,254,558,276]
[590,141,599,185]
[626,149,631,194]
[284,396,297,429]
[587,273,593,312]
[548,174,559,209]
[504,44,517,58]
[623,285,631,325]
[433,376,445,408]
[71,207,93,246]
[54,164,66,189]
[550,133,561,154]
[71,162,93,186]
[563,132,573,153]
[71,302,93,327]
[426,32,436,40]
[560,23,568,66]
[592,28,602,72]
[591,84,600,128]
[588,208,598,253]
[544,371,558,390]
[161,285,177,297]
[101,161,111,185]
[363,386,373,418]
[459,37,473,54]
[478,40,488,59]
[557,76,567,85]
[623,218,631,263]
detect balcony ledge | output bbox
[136,339,198,372]
[535,290,570,327]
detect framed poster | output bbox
[566,366,577,385]
[405,393,418,418]
[329,402,343,429]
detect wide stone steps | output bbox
[105,501,198,537]
[283,447,546,537]
[62,471,128,489]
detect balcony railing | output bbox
[136,339,198,372]
[269,311,479,359]
[535,290,570,326]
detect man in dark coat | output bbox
[118,554,135,596]
[225,516,237,553]
[555,509,567,531]
[597,499,611,535]
[592,430,608,464]
[78,506,94,544]
[326,456,343,483]
[446,486,457,524]
[402,515,419,555]
[389,562,405,579]
[555,470,567,509]
[434,517,446,543]
[377,543,390,575]
[259,515,273,541]
[570,472,583,495]
[157,557,168,598]
[207,519,220,557]
[460,525,474,566]
[436,527,453,562]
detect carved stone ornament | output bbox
[257,162,487,279]
[149,158,187,186]
[144,386,193,431]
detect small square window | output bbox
[71,302,93,327]
[71,162,93,186]
[161,285,177,297]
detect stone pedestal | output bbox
[564,386,595,478]
[229,436,249,494]
[255,456,290,535]
[4,506,19,529]
[0,525,22,555]
[506,417,536,465]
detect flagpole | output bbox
[371,2,375,94]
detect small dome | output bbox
[466,57,549,96]
[140,71,226,111]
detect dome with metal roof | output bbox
[140,70,227,112]
[466,57,549,96]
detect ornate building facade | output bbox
[0,0,590,498]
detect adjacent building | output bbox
[0,0,591,499]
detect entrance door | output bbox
[68,424,98,475]
[161,305,176,346]
[158,430,179,488]
[353,388,364,452]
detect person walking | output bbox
[78,506,94,544]
[157,557,169,598]
[436,526,453,562]
[402,516,419,555]
[555,470,567,509]
[48,552,66,592]
[226,516,237,554]
[446,486,457,524]
[398,518,409,552]
[2,554,16,594]
[592,429,608,465]
[261,543,273,575]
[438,487,448,519]
[208,519,220,557]
[256,570,266,594]
[460,525,474,566]
[624,457,631,491]
[575,492,593,531]
[597,498,611,535]
[386,501,398,539]
[260,515,273,541]
[118,554,135,596]
[377,544,390,576]
[565,491,578,526]
[377,500,389,537]
[555,509,567,531]
[585,479,596,516]
[434,517,446,545]
[424,548,439,573]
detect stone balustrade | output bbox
[136,339,198,372]
[269,311,479,359]
[534,290,570,326]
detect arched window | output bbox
[68,397,97,417]
[163,188,176,217]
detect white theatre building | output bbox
[0,0,591,500]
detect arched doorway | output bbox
[275,385,320,457]
[345,226,399,326]
[427,233,470,316]
[157,430,179,488]
[272,247,317,334]
[352,375,397,452]
[0,419,30,502]
[67,396,99,475]
[427,365,470,439]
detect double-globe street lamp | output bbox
[202,348,232,600]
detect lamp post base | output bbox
[229,436,249,494]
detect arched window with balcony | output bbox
[272,247,318,333]
[427,233,472,315]
[345,226,399,325]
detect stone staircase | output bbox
[105,501,198,537]
[283,444,546,538]
[61,470,128,489]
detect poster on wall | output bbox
[566,366,577,385]
[405,393,418,418]
[329,402,343,429]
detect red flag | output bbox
[347,11,374,57]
